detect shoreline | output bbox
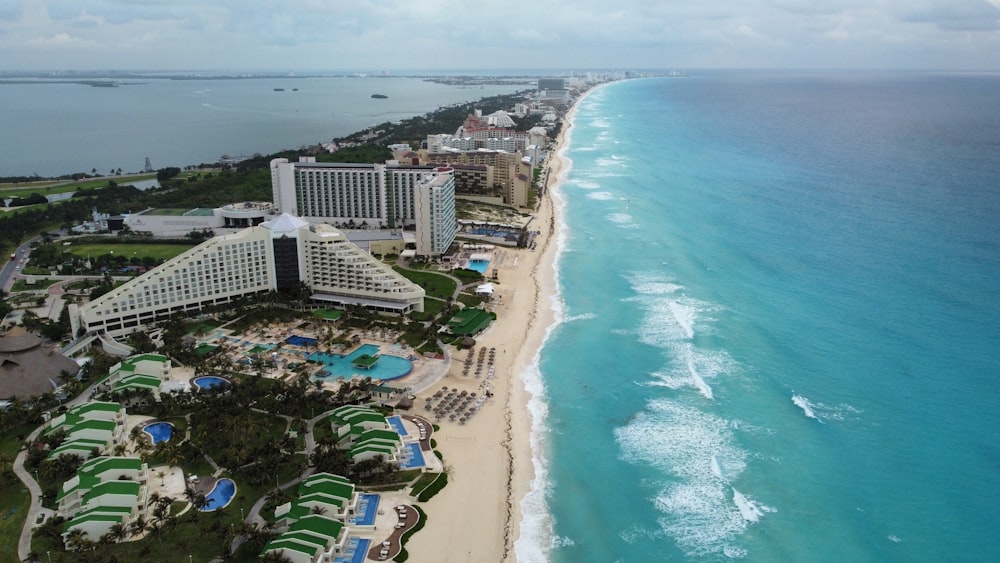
[405,86,591,562]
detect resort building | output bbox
[274,472,359,526]
[62,481,144,547]
[121,201,278,237]
[270,157,457,234]
[413,168,457,256]
[45,401,126,460]
[58,456,147,513]
[70,213,425,340]
[58,456,148,547]
[262,514,349,563]
[423,148,533,208]
[99,354,173,396]
[329,406,404,464]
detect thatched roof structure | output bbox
[0,327,80,400]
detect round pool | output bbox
[193,376,231,391]
[143,422,174,445]
[199,478,236,511]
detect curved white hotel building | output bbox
[70,214,426,339]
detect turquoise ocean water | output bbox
[517,73,1000,562]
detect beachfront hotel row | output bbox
[70,166,462,341]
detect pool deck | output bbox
[367,504,419,561]
[197,320,452,394]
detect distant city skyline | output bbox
[2,0,999,71]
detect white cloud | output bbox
[0,0,998,70]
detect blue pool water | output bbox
[386,416,408,436]
[467,259,490,273]
[335,538,371,563]
[193,376,230,390]
[351,493,380,526]
[401,443,425,469]
[200,478,236,511]
[143,422,174,445]
[287,334,318,347]
[309,344,413,381]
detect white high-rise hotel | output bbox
[270,157,457,256]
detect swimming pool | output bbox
[467,259,490,273]
[143,422,174,445]
[334,538,371,563]
[308,344,413,381]
[400,443,425,469]
[193,376,231,390]
[200,478,236,511]
[350,493,380,526]
[386,416,408,436]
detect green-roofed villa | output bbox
[261,515,349,563]
[62,505,135,545]
[328,405,404,464]
[59,478,146,548]
[45,401,126,460]
[330,405,390,438]
[59,456,147,513]
[48,439,107,462]
[100,353,173,396]
[47,401,122,434]
[274,473,358,526]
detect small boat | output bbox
[274,88,285,92]
[371,93,388,99]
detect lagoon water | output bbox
[518,73,1000,561]
[0,76,523,177]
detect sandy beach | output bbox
[405,102,578,562]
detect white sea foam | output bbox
[575,179,600,189]
[792,394,822,421]
[688,356,714,400]
[587,191,616,201]
[591,117,611,128]
[551,535,576,548]
[888,535,902,543]
[564,312,596,323]
[514,148,574,563]
[596,156,626,167]
[516,358,554,563]
[616,400,759,557]
[607,212,634,226]
[710,454,724,480]
[670,300,697,339]
[732,488,774,523]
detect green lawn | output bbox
[9,278,60,292]
[0,175,155,199]
[409,298,446,322]
[393,267,456,299]
[64,243,195,261]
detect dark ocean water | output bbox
[517,72,1000,562]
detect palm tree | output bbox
[130,514,147,538]
[101,522,128,544]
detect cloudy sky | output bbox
[2,0,999,71]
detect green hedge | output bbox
[416,472,448,502]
